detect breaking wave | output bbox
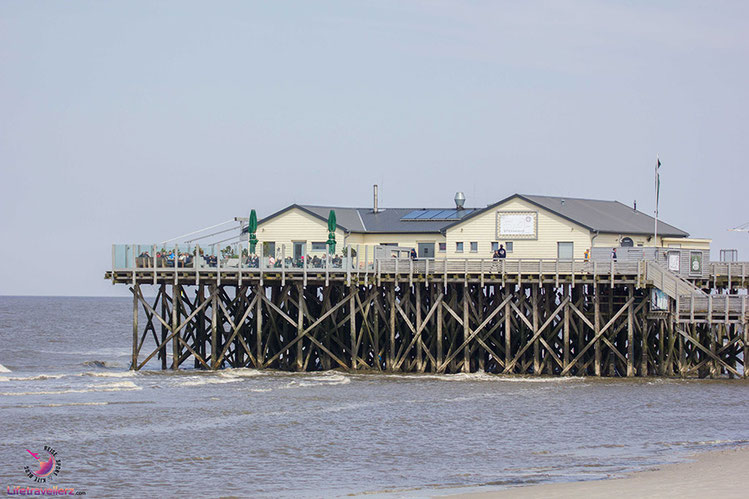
[0,381,142,396]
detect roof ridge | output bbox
[301,205,480,211]
[521,193,622,203]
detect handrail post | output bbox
[130,244,137,286]
[555,259,559,287]
[518,258,522,286]
[303,246,308,288]
[347,244,352,287]
[215,243,220,287]
[443,258,447,292]
[153,243,158,285]
[194,244,199,286]
[281,244,286,287]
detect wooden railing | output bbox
[679,294,748,320]
[645,261,705,300]
[708,261,749,286]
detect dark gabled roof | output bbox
[299,205,364,232]
[257,204,350,229]
[303,205,468,233]
[258,204,472,233]
[257,195,689,237]
[442,194,689,237]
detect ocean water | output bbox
[1,296,748,498]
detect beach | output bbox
[444,445,749,499]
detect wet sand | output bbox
[442,445,749,499]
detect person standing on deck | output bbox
[611,248,617,261]
[498,244,506,259]
[410,248,417,260]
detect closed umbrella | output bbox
[326,210,336,254]
[248,209,258,254]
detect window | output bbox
[311,242,326,251]
[470,242,478,253]
[438,242,446,253]
[262,241,275,256]
[380,242,398,246]
[456,242,464,253]
[505,242,513,253]
[557,242,574,260]
[491,242,499,252]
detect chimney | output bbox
[454,191,466,210]
[373,184,379,213]
[634,200,637,211]
[561,199,565,206]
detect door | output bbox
[557,242,574,260]
[418,243,435,259]
[293,242,306,264]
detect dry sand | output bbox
[440,445,749,499]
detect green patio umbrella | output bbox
[248,209,258,254]
[326,210,336,254]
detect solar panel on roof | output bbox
[416,210,442,219]
[430,210,454,219]
[402,210,425,219]
[400,208,477,221]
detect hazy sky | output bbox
[1,1,747,296]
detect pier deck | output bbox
[107,253,748,378]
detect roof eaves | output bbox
[516,194,596,232]
[440,194,522,233]
[258,204,351,232]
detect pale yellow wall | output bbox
[257,208,346,256]
[258,208,444,257]
[445,198,592,259]
[593,233,658,248]
[662,237,711,250]
[592,234,709,250]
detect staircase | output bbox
[645,261,706,300]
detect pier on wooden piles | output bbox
[107,248,749,378]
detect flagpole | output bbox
[654,154,659,257]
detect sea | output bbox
[1,296,748,498]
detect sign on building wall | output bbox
[497,211,537,239]
[690,251,703,275]
[668,252,680,272]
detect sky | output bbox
[1,1,747,296]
